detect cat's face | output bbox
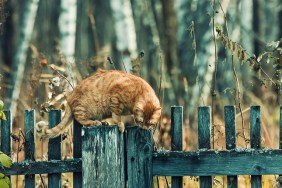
[134,102,161,129]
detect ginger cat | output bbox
[38,69,161,138]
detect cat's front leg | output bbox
[112,113,124,132]
[110,96,125,132]
[133,104,144,125]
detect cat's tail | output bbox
[37,104,73,139]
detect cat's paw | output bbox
[117,122,125,133]
[101,121,110,126]
[85,120,102,126]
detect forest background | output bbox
[0,0,282,187]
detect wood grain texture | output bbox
[0,159,81,175]
[127,126,153,188]
[153,149,282,176]
[73,119,82,188]
[0,110,11,154]
[24,110,35,187]
[279,106,282,187]
[48,110,62,187]
[82,126,125,188]
[0,110,11,180]
[3,149,282,176]
[224,106,237,188]
[171,106,183,188]
[250,106,262,188]
[198,106,212,188]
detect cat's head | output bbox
[134,101,161,129]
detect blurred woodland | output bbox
[0,0,282,187]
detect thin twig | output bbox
[211,0,218,149]
[158,52,163,99]
[49,65,74,90]
[218,0,247,147]
[16,129,22,188]
[120,52,128,72]
[107,56,116,70]
[231,55,247,147]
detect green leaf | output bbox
[0,100,3,111]
[0,152,12,168]
[0,174,10,188]
[0,111,6,121]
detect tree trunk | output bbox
[161,0,180,104]
[110,0,137,71]
[252,0,264,56]
[59,0,77,89]
[175,0,230,125]
[6,0,40,114]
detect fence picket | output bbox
[127,126,153,188]
[171,106,183,188]
[279,106,282,187]
[224,106,237,188]
[48,110,62,187]
[250,106,262,188]
[1,111,11,154]
[73,119,82,187]
[24,110,35,187]
[198,106,212,188]
[82,126,125,188]
[0,111,11,181]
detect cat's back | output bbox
[69,69,155,100]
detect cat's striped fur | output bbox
[38,69,161,138]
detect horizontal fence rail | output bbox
[0,106,282,188]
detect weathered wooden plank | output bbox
[171,106,183,188]
[153,150,282,176]
[250,106,262,188]
[2,149,282,176]
[279,106,282,187]
[127,126,153,188]
[0,159,81,175]
[73,119,82,188]
[0,111,11,154]
[198,106,212,188]
[280,106,282,149]
[48,110,62,187]
[82,126,125,188]
[224,106,237,188]
[24,110,35,188]
[0,111,11,180]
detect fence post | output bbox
[127,126,153,188]
[82,126,125,188]
[279,106,282,187]
[250,106,262,188]
[0,111,11,155]
[0,111,11,181]
[224,106,237,188]
[24,110,35,187]
[73,119,82,188]
[48,110,62,187]
[198,106,212,188]
[171,106,183,188]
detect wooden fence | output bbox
[1,106,282,188]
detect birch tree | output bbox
[6,0,40,114]
[59,0,77,90]
[110,0,137,71]
[175,0,231,123]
